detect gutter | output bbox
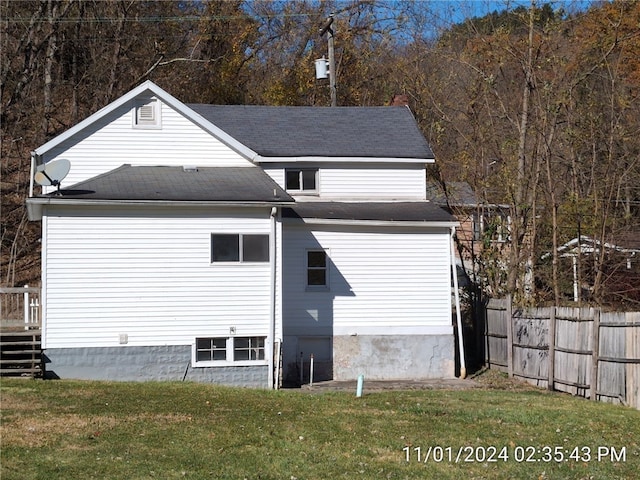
[450,226,466,379]
[283,217,458,229]
[254,155,434,164]
[25,197,294,221]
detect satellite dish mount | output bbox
[34,159,71,195]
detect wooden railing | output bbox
[0,286,41,330]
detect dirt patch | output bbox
[296,368,541,394]
[470,368,547,392]
[298,377,480,393]
[0,414,118,448]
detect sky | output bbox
[379,0,596,41]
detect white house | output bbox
[26,81,461,387]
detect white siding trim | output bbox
[41,215,49,349]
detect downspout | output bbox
[29,152,37,198]
[268,207,277,389]
[451,226,466,379]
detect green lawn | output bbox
[1,373,638,479]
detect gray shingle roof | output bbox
[187,104,434,159]
[52,165,293,203]
[283,202,456,223]
[426,181,478,207]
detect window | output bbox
[133,98,161,128]
[193,336,266,365]
[307,250,328,287]
[285,169,318,192]
[211,234,269,263]
[196,337,227,362]
[243,235,270,262]
[234,337,265,361]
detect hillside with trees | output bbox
[2,0,638,307]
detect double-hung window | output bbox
[285,168,318,193]
[211,234,269,263]
[307,250,328,289]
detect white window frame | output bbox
[192,336,267,367]
[210,233,270,264]
[133,98,161,129]
[306,249,329,291]
[285,168,319,194]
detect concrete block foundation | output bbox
[43,345,269,388]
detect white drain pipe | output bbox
[451,227,466,379]
[268,207,277,389]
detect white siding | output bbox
[282,224,452,336]
[42,206,275,348]
[41,96,251,191]
[261,164,426,200]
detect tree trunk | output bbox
[507,0,536,299]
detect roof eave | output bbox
[26,197,293,221]
[255,155,434,164]
[283,217,459,228]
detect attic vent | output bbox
[133,98,161,128]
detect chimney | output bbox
[390,94,409,107]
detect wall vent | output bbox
[133,98,161,128]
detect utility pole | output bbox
[318,14,336,107]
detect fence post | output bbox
[506,294,513,378]
[548,306,556,391]
[591,307,600,402]
[23,284,30,330]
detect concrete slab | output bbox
[297,377,479,393]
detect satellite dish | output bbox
[35,159,70,192]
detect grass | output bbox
[1,372,639,479]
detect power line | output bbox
[2,12,314,24]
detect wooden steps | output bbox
[0,330,42,377]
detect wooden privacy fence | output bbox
[485,296,640,409]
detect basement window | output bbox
[133,98,161,128]
[193,336,266,366]
[195,337,227,362]
[234,336,265,361]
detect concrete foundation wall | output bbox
[43,346,269,388]
[333,334,454,381]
